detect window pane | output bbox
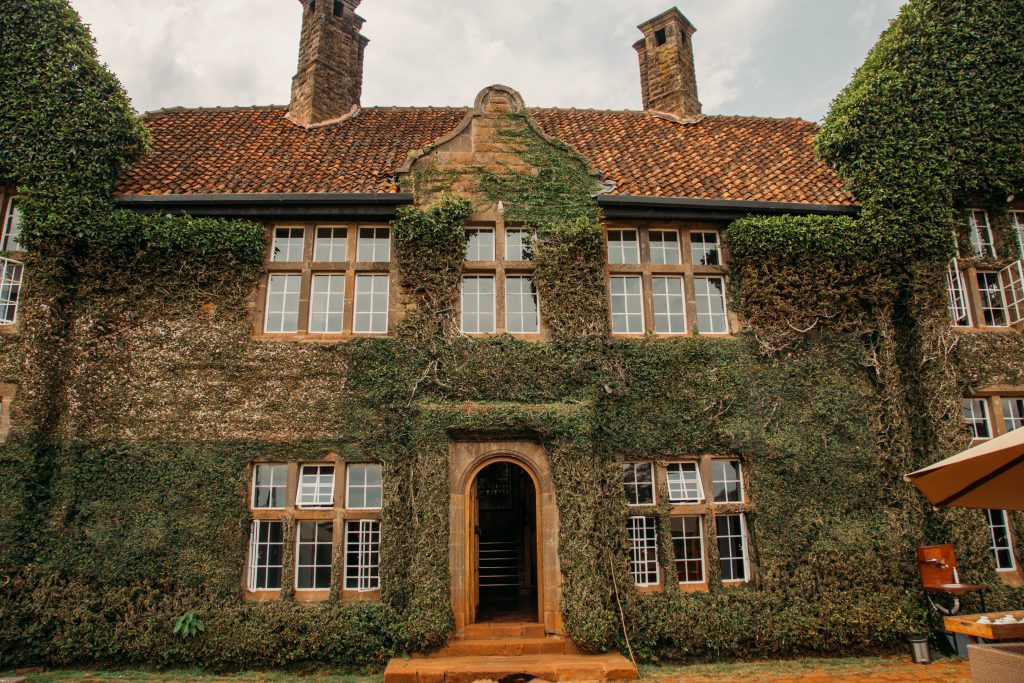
[712,460,742,503]
[248,520,284,590]
[716,514,747,581]
[666,462,702,503]
[357,227,391,262]
[623,462,655,505]
[314,227,348,262]
[353,274,389,333]
[309,274,346,333]
[985,509,1015,571]
[506,229,534,261]
[506,276,540,334]
[694,277,728,334]
[963,399,992,439]
[0,258,24,326]
[1003,398,1024,433]
[610,276,644,334]
[690,232,721,266]
[977,272,1008,327]
[966,210,996,259]
[946,263,971,326]
[296,521,333,590]
[651,276,686,334]
[264,274,302,333]
[461,276,496,334]
[466,229,495,261]
[253,464,288,508]
[607,230,640,265]
[671,516,704,583]
[627,516,660,586]
[297,464,335,508]
[345,520,381,591]
[271,227,304,262]
[1,201,23,252]
[347,464,383,510]
[650,230,681,265]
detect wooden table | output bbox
[945,610,1024,642]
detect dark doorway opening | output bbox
[474,462,538,623]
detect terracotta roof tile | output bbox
[115,105,856,206]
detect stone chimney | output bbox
[289,0,368,126]
[634,8,702,120]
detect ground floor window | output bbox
[247,520,284,591]
[627,516,660,587]
[716,514,749,582]
[345,519,381,591]
[296,520,334,590]
[671,516,704,583]
[0,258,24,326]
[985,509,1015,571]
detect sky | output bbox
[68,0,908,123]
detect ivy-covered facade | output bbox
[1,0,1023,672]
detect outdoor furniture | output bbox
[917,544,986,615]
[967,643,1024,683]
[946,610,1024,642]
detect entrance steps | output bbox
[383,622,638,682]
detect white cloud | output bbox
[69,0,906,120]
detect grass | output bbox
[13,673,381,683]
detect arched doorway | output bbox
[470,461,538,622]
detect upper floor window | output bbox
[712,460,744,503]
[608,229,640,265]
[0,258,24,326]
[505,229,534,261]
[466,228,496,261]
[965,210,996,259]
[461,224,542,337]
[314,227,348,262]
[461,275,496,334]
[506,276,540,334]
[1,200,22,252]
[985,509,1016,571]
[666,462,703,504]
[1003,398,1024,433]
[346,463,383,510]
[690,232,721,266]
[963,398,992,440]
[649,230,681,265]
[272,227,305,262]
[1013,211,1024,257]
[946,259,1023,329]
[252,464,288,509]
[623,462,655,505]
[357,227,391,262]
[297,464,336,508]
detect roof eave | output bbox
[112,192,414,221]
[597,194,860,222]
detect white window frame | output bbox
[461,275,497,334]
[357,227,391,262]
[999,260,1024,326]
[623,462,656,506]
[465,228,496,261]
[651,275,687,335]
[977,271,1009,327]
[716,513,750,583]
[1003,397,1024,433]
[345,463,383,511]
[963,398,992,440]
[946,258,972,327]
[313,226,349,262]
[666,462,704,504]
[271,226,305,263]
[690,231,722,266]
[607,229,640,265]
[694,276,729,334]
[627,516,660,587]
[247,519,284,592]
[308,274,346,334]
[344,519,381,592]
[610,275,645,334]
[670,516,705,584]
[353,274,390,334]
[505,275,540,334]
[263,273,302,334]
[649,229,681,265]
[1013,211,1024,257]
[0,258,24,326]
[985,509,1016,571]
[1,200,22,252]
[296,464,336,509]
[251,464,288,510]
[711,459,744,503]
[966,209,996,259]
[295,520,334,591]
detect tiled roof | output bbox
[115,105,856,206]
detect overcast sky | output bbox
[68,0,907,122]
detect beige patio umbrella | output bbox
[905,427,1024,511]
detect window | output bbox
[357,227,391,262]
[977,272,1008,327]
[1013,211,1024,256]
[308,274,346,334]
[271,227,305,262]
[963,399,992,440]
[1003,398,1024,433]
[610,276,644,334]
[671,517,704,583]
[623,462,655,505]
[985,510,1015,571]
[694,277,729,334]
[947,259,972,326]
[296,520,334,590]
[1,201,22,252]
[712,460,743,503]
[345,519,381,591]
[252,464,288,509]
[690,232,721,266]
[461,275,496,334]
[264,274,302,334]
[314,227,348,262]
[966,210,996,259]
[505,229,534,261]
[651,276,687,334]
[353,274,390,334]
[247,520,284,591]
[297,464,335,508]
[716,514,749,581]
[506,276,540,334]
[649,230,681,265]
[654,27,667,46]
[627,516,660,586]
[333,0,343,16]
[0,258,23,326]
[466,228,495,261]
[666,462,703,503]
[607,230,640,265]
[346,464,383,510]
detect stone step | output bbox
[431,636,578,657]
[383,653,638,683]
[461,621,546,639]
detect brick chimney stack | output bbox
[289,0,368,126]
[634,8,702,120]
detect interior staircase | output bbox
[383,622,638,682]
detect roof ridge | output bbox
[145,104,287,117]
